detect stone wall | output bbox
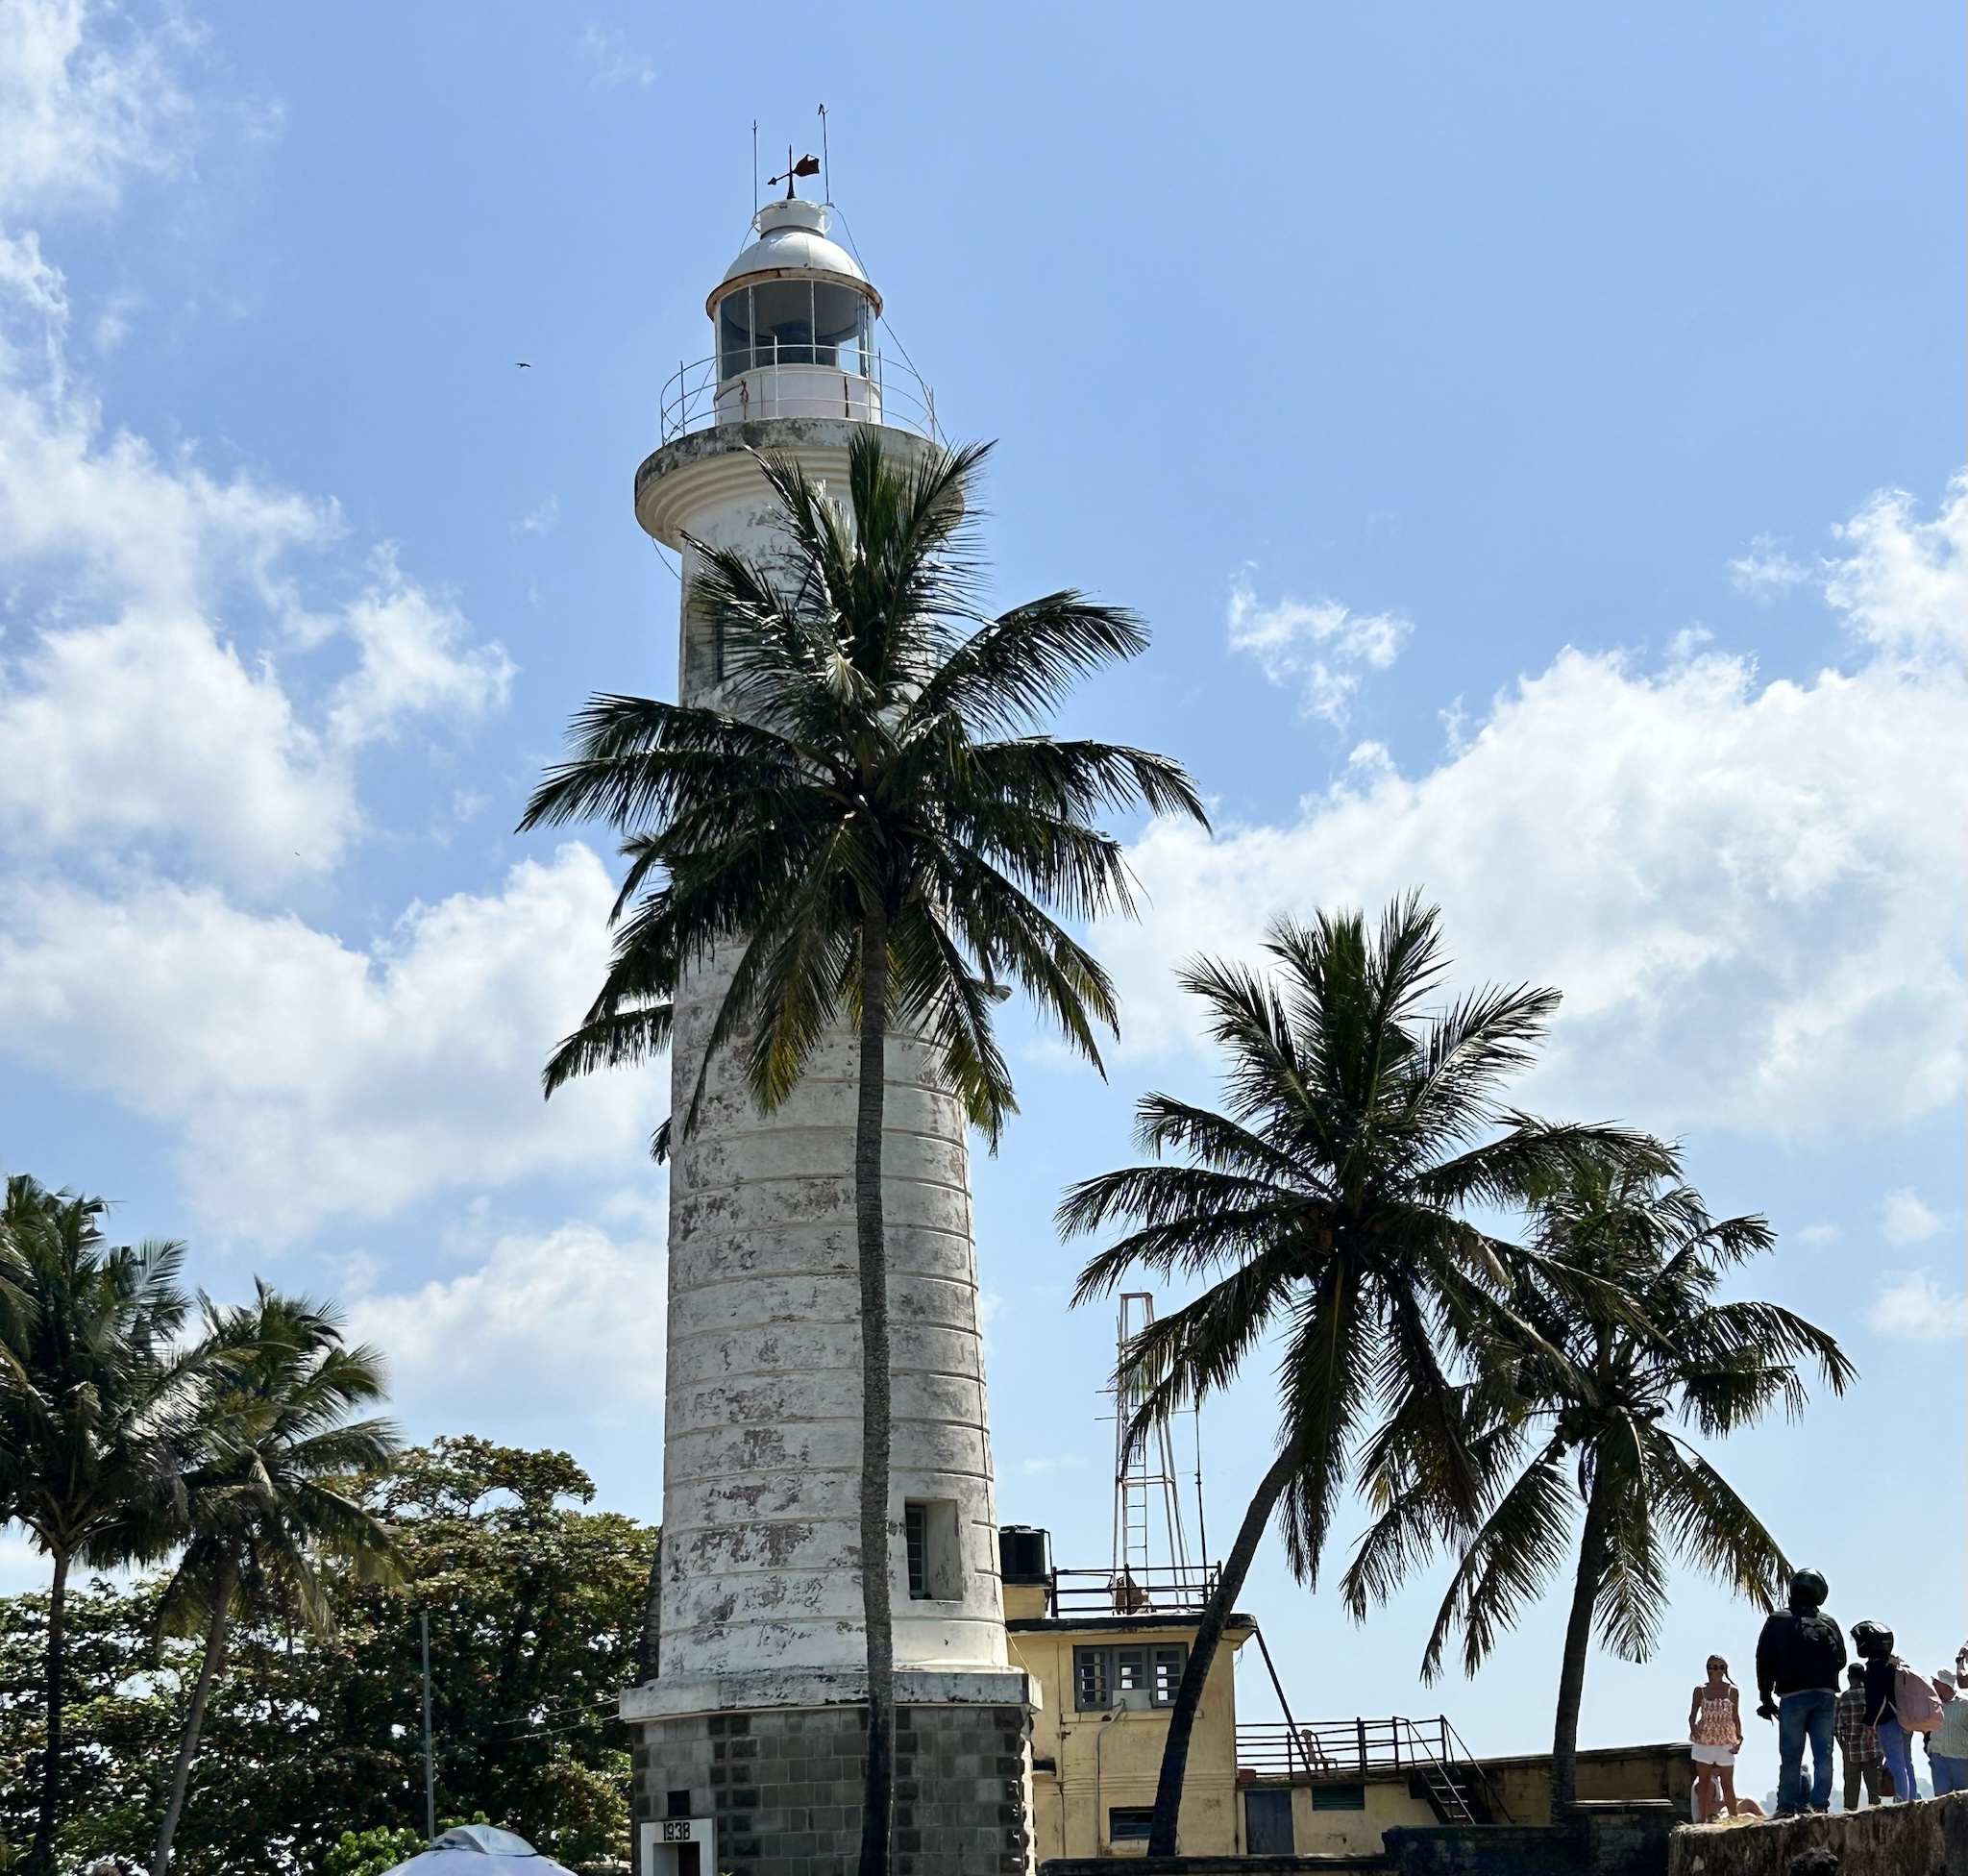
[1480,1744,1695,1824]
[634,1701,1031,1876]
[1377,1826,1576,1873]
[1039,1860,1390,1873]
[1666,1792,1968,1876]
[1040,1803,1676,1876]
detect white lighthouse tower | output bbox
[620,187,1033,1876]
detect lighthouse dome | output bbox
[710,197,880,314]
[706,196,883,419]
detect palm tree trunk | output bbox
[854,899,894,1876]
[152,1556,236,1876]
[1145,1442,1300,1858]
[26,1548,70,1876]
[1550,1467,1611,1816]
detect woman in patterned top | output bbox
[1689,1654,1746,1821]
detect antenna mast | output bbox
[1110,1293,1197,1603]
[818,102,831,203]
[750,120,758,220]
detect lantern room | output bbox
[706,197,882,426]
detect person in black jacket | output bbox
[1854,1620,1921,1805]
[1755,1568,1847,1814]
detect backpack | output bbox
[1894,1661,1945,1733]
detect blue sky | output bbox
[0,0,1960,1798]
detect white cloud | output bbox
[0,0,186,219]
[1881,1188,1945,1246]
[0,608,355,880]
[513,495,558,536]
[1729,536,1810,598]
[1828,485,1965,666]
[578,25,654,90]
[0,0,567,1245]
[0,353,513,885]
[349,1215,668,1432]
[325,555,513,748]
[0,5,508,894]
[1868,1271,1967,1343]
[1110,479,1967,1143]
[0,846,666,1240]
[1227,569,1410,725]
[0,345,329,614]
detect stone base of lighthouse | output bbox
[627,1671,1033,1876]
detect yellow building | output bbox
[995,1527,1694,1864]
[999,1528,1253,1860]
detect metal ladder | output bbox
[1414,1751,1478,1825]
[1398,1716,1509,1826]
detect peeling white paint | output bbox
[647,424,1011,1689]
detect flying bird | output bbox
[515,361,530,368]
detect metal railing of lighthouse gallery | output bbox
[659,344,941,445]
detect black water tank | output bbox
[998,1525,1050,1584]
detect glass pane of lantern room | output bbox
[813,283,870,374]
[750,280,815,366]
[716,291,752,380]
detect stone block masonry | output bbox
[1668,1790,1968,1876]
[634,1703,1032,1876]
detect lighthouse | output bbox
[621,189,1033,1876]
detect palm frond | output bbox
[1415,1440,1575,1682]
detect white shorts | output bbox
[1691,1742,1737,1766]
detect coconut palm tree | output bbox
[150,1282,402,1876]
[1061,899,1664,1856]
[1341,1157,1853,1812]
[0,1174,203,1876]
[519,431,1206,1876]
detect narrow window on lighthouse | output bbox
[904,1499,961,1599]
[905,1502,929,1598]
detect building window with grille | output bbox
[1150,1644,1186,1703]
[1073,1642,1187,1710]
[903,1500,960,1600]
[1073,1644,1108,1709]
[1108,1809,1154,1842]
[904,1503,928,1598]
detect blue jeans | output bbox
[1878,1718,1920,1803]
[1777,1689,1837,1813]
[1932,1752,1968,1797]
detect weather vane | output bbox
[767,146,821,199]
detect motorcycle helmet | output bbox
[1852,1620,1893,1659]
[1787,1567,1829,1612]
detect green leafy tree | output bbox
[1342,1158,1853,1811]
[151,1284,403,1876]
[1062,900,1662,1856]
[0,1439,653,1875]
[520,432,1205,1876]
[321,1826,427,1876]
[0,1574,182,1871]
[0,1176,202,1876]
[357,1438,650,1862]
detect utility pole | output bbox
[421,1611,436,1841]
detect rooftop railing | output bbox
[1236,1715,1512,1823]
[1030,1563,1221,1618]
[658,347,940,445]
